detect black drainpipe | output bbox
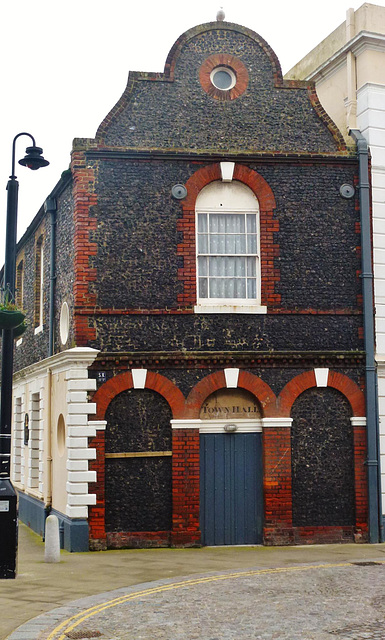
[349,129,382,543]
[44,197,57,357]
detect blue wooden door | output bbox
[200,433,263,545]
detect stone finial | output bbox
[216,7,225,21]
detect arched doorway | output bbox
[105,388,173,536]
[199,388,263,545]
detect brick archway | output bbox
[277,370,365,417]
[279,370,368,543]
[89,371,186,549]
[177,163,280,308]
[92,370,186,420]
[184,370,277,418]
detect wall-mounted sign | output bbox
[200,389,261,420]
[24,413,29,446]
[0,501,10,512]
[97,371,107,384]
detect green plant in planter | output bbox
[0,300,25,330]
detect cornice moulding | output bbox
[303,32,385,83]
[14,348,100,382]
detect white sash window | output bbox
[195,181,265,313]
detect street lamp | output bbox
[0,133,49,579]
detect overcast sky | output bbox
[1,0,384,266]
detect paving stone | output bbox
[8,562,385,640]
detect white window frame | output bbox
[12,397,23,484]
[194,181,267,314]
[28,392,42,491]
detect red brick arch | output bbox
[177,163,280,308]
[92,371,186,420]
[277,370,365,417]
[180,163,276,213]
[184,370,277,418]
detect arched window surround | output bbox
[176,163,280,312]
[195,180,263,313]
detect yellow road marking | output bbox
[46,560,385,640]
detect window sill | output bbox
[194,304,267,314]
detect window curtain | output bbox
[198,213,257,299]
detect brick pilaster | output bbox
[262,419,293,545]
[352,419,368,539]
[171,428,201,546]
[71,151,98,345]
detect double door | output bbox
[200,432,263,545]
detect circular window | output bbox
[199,54,249,101]
[57,414,66,457]
[59,301,69,346]
[210,67,236,91]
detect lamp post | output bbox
[0,133,49,579]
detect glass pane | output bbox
[223,234,235,253]
[209,257,221,276]
[210,234,226,254]
[246,257,256,277]
[209,257,246,277]
[198,214,207,233]
[247,215,256,233]
[233,279,246,298]
[210,215,226,233]
[209,278,225,298]
[199,278,208,298]
[225,278,236,298]
[235,257,246,276]
[247,234,257,253]
[247,279,256,299]
[198,234,208,253]
[226,215,244,233]
[198,256,208,276]
[234,235,246,254]
[213,70,232,90]
[226,257,245,276]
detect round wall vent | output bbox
[340,184,355,199]
[172,184,187,200]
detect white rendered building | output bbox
[287,2,385,533]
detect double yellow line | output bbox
[46,561,383,640]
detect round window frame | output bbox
[199,54,249,101]
[210,66,236,91]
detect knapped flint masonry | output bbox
[3,16,373,550]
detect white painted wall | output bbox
[11,347,101,520]
[286,5,385,524]
[357,82,385,514]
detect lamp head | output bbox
[18,146,49,171]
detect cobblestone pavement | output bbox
[9,560,385,640]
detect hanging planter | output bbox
[13,320,27,339]
[0,304,25,330]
